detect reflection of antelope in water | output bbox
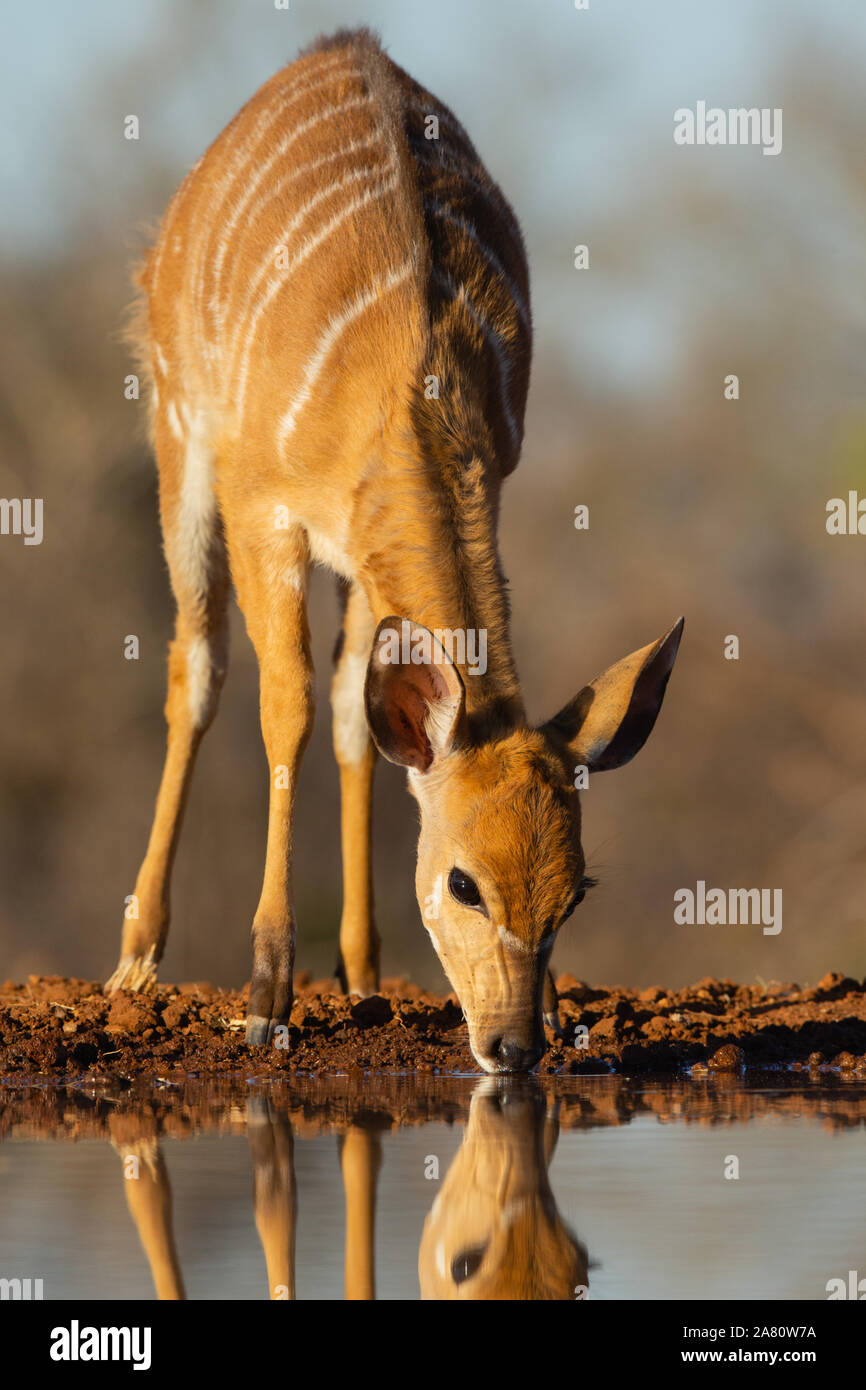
[419,1081,587,1300]
[113,1103,381,1300]
[113,1137,186,1300]
[114,1084,583,1299]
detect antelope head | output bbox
[365,615,683,1074]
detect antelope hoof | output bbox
[245,1014,290,1047]
[245,1014,272,1047]
[247,934,293,1046]
[105,946,159,994]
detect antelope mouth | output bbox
[472,1035,546,1075]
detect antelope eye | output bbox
[451,1245,486,1284]
[564,887,586,919]
[448,868,481,908]
[564,875,596,920]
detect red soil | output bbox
[1,970,865,1079]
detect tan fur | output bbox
[113,1138,186,1300]
[116,1091,580,1302]
[116,1112,379,1302]
[248,1102,297,1300]
[409,734,582,1065]
[340,1126,382,1300]
[419,1084,587,1299]
[117,1112,383,1295]
[108,28,682,1069]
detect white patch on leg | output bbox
[186,634,214,728]
[306,519,353,578]
[332,649,371,764]
[173,407,219,600]
[164,405,222,729]
[166,399,184,441]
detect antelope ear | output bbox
[364,617,466,771]
[542,618,684,772]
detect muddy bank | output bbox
[3,1070,866,1144]
[2,970,866,1080]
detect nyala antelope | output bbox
[108,28,683,1072]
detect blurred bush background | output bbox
[1,0,865,991]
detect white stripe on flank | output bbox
[191,65,363,370]
[425,198,530,333]
[153,343,169,376]
[208,95,376,335]
[294,48,356,84]
[233,167,400,417]
[148,153,203,300]
[151,57,355,310]
[433,270,521,452]
[224,152,392,366]
[209,129,384,329]
[276,257,416,452]
[209,60,360,228]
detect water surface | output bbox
[1,1073,863,1300]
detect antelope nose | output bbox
[495,1037,543,1072]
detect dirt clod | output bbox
[1,973,865,1078]
[708,1044,745,1071]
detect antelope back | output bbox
[136,28,531,505]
